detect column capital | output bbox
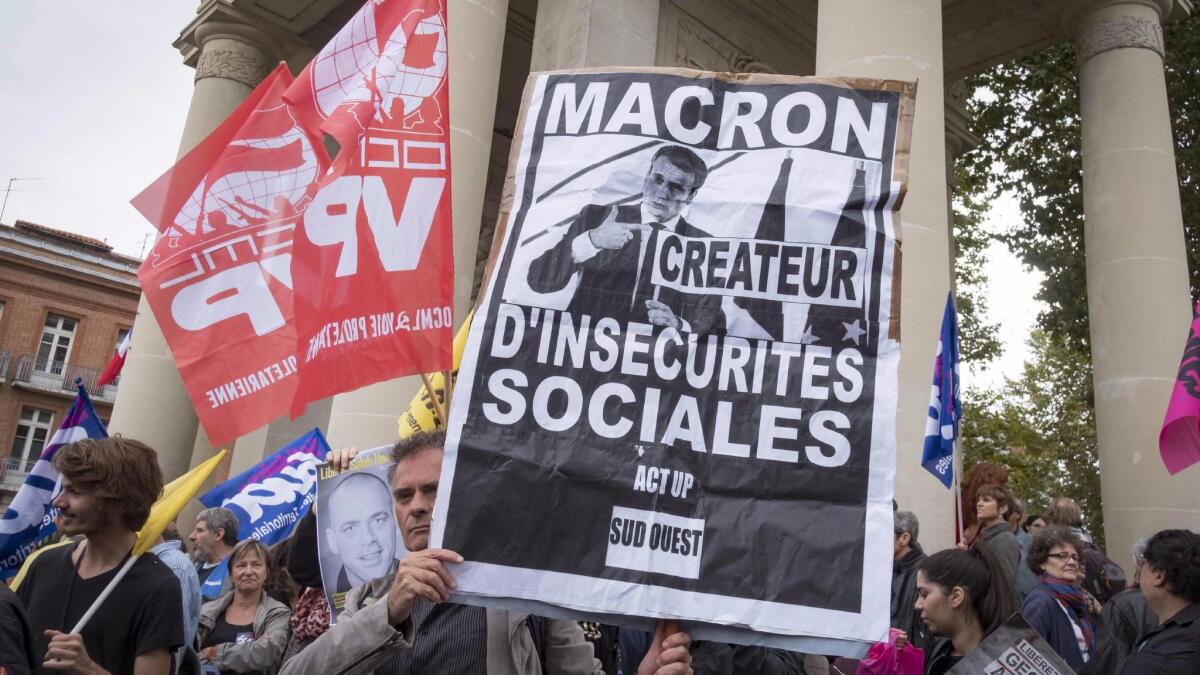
[174,1,306,88]
[1073,3,1166,64]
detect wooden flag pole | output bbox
[442,369,454,418]
[420,372,447,427]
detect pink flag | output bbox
[1159,302,1200,475]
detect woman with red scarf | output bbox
[1022,526,1100,671]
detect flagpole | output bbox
[69,555,138,633]
[953,437,965,544]
[420,372,446,427]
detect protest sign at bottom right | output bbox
[951,614,1075,674]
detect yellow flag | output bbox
[11,538,72,591]
[398,312,473,438]
[133,450,227,555]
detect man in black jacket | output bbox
[0,583,34,674]
[1119,529,1200,674]
[890,511,931,653]
[527,145,724,335]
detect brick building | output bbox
[0,220,139,507]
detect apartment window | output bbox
[115,327,130,351]
[35,313,76,375]
[11,406,54,464]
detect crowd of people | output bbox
[1,440,1197,675]
[891,462,1200,674]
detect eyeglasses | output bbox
[1047,552,1081,563]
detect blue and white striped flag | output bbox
[0,384,108,578]
[921,293,961,488]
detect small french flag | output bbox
[96,331,131,387]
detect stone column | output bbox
[109,17,284,482]
[530,0,660,70]
[816,0,955,550]
[1073,0,1200,570]
[323,0,510,450]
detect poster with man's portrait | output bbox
[316,446,407,617]
[435,68,913,656]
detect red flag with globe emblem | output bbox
[133,65,329,445]
[283,0,455,414]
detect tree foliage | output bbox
[952,14,1200,544]
[952,163,1003,363]
[959,13,1200,354]
[962,331,1104,546]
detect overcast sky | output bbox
[0,1,196,258]
[0,1,1042,387]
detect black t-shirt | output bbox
[17,542,185,674]
[201,615,255,650]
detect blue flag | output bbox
[921,293,961,488]
[199,428,330,547]
[0,384,107,578]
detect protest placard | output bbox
[433,68,913,653]
[951,614,1075,674]
[315,446,408,617]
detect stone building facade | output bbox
[112,0,1198,571]
[0,220,139,507]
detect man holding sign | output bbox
[282,431,692,675]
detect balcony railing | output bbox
[11,354,118,403]
[0,456,39,492]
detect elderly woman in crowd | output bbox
[1022,526,1098,672]
[197,539,293,675]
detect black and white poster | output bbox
[951,615,1074,674]
[434,68,912,651]
[316,446,407,617]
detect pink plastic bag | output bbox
[856,629,925,675]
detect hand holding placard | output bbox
[386,549,464,624]
[638,621,693,675]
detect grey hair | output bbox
[197,507,240,546]
[1133,537,1150,565]
[895,511,920,543]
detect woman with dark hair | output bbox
[197,539,293,674]
[1023,514,1047,539]
[1015,514,1047,601]
[265,539,300,609]
[916,541,1016,675]
[1022,526,1096,671]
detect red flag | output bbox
[1159,302,1200,474]
[96,331,131,388]
[283,0,454,414]
[132,65,329,446]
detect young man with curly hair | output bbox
[1119,529,1200,675]
[17,437,184,675]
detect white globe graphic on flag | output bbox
[312,1,448,123]
[170,113,320,241]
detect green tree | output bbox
[958,13,1200,353]
[962,331,1104,545]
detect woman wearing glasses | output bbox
[1022,526,1100,671]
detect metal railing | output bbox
[0,455,39,491]
[11,354,118,403]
